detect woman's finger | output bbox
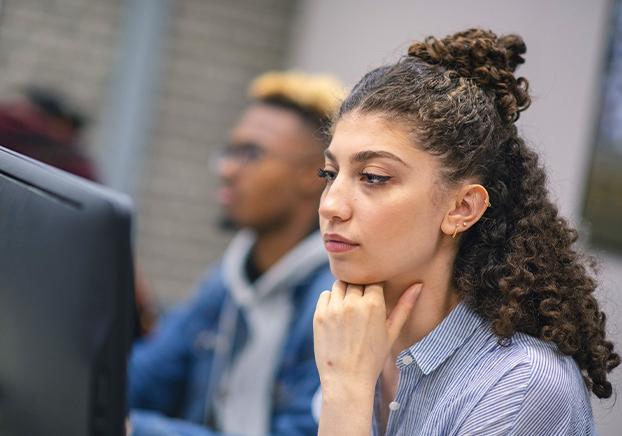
[344,283,364,300]
[328,280,347,306]
[361,283,385,306]
[386,283,422,344]
[315,289,331,312]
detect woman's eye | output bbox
[317,168,337,183]
[360,172,391,185]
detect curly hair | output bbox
[337,28,620,398]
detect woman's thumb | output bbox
[386,283,422,344]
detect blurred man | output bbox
[129,71,344,435]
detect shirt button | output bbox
[499,337,512,346]
[401,355,414,366]
[389,401,400,411]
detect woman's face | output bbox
[319,112,450,286]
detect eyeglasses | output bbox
[219,142,267,166]
[218,142,321,168]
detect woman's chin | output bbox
[329,262,384,285]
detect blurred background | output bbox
[0,0,620,433]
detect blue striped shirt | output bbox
[374,301,595,435]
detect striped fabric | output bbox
[373,301,595,435]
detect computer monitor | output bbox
[0,146,134,436]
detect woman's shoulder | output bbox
[465,315,584,383]
[454,331,595,435]
[489,331,592,420]
[509,332,586,391]
[506,333,595,432]
[478,330,588,398]
[457,324,591,408]
[441,321,588,405]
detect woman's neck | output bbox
[384,253,461,360]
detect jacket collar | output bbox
[222,229,327,307]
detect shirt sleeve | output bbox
[509,353,595,436]
[456,360,530,435]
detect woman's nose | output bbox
[318,178,352,223]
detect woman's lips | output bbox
[324,234,360,253]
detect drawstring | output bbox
[202,295,239,427]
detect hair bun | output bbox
[498,34,527,71]
[408,28,530,122]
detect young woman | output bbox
[313,28,620,435]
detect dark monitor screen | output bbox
[0,146,134,436]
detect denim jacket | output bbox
[129,257,333,436]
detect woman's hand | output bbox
[313,280,422,436]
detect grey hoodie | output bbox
[215,229,328,435]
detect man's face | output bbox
[217,103,322,231]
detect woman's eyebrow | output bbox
[324,149,410,168]
[352,150,409,167]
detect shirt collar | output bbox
[401,301,485,375]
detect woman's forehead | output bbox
[328,113,427,163]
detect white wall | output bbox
[287,1,622,434]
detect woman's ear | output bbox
[441,184,490,238]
